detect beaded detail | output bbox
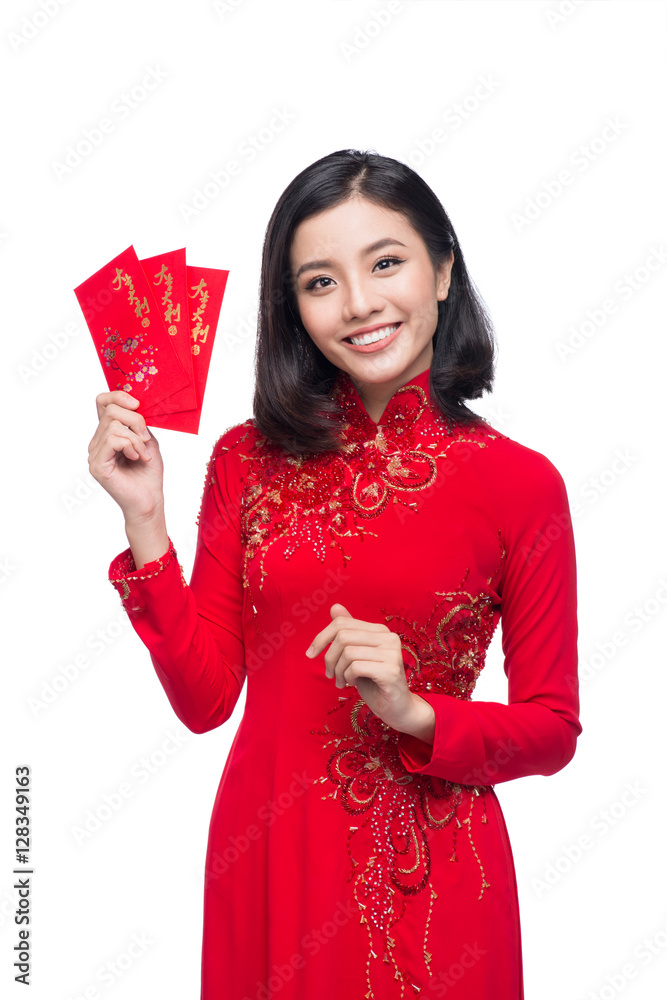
[310,552,505,998]
[195,421,254,530]
[233,374,503,599]
[109,538,185,613]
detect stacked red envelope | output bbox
[74,245,229,434]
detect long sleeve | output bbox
[107,425,249,734]
[396,444,582,786]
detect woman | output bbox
[88,149,581,999]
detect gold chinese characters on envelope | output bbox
[74,244,229,434]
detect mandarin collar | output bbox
[332,365,434,442]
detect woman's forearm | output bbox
[124,505,170,569]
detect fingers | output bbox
[90,392,153,463]
[95,389,140,420]
[330,649,388,688]
[88,391,156,476]
[317,627,398,690]
[89,425,151,471]
[307,616,387,658]
[99,399,150,440]
[324,638,393,683]
[306,612,400,689]
[106,427,152,463]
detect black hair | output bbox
[252,148,496,455]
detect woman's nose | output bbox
[341,280,385,322]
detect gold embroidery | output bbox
[195,421,254,530]
[235,379,501,595]
[311,556,504,998]
[110,540,183,608]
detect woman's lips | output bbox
[343,322,402,353]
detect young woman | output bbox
[88,149,581,999]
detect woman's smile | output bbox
[343,321,403,352]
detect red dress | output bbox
[108,364,581,1000]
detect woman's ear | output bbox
[436,251,455,301]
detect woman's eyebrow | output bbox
[294,238,407,280]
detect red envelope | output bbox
[138,248,197,414]
[141,265,229,435]
[74,245,191,412]
[75,246,229,435]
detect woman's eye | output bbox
[374,256,404,271]
[303,257,404,291]
[305,276,334,291]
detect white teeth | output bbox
[348,323,399,346]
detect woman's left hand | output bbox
[305,602,418,733]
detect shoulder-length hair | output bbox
[252,148,496,455]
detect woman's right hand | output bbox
[88,390,165,522]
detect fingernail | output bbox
[305,646,314,657]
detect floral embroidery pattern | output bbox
[235,376,502,596]
[390,548,504,704]
[310,549,506,998]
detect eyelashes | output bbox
[304,256,405,291]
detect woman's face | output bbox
[289,194,454,387]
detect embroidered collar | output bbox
[332,365,436,443]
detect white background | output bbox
[2,1,666,998]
